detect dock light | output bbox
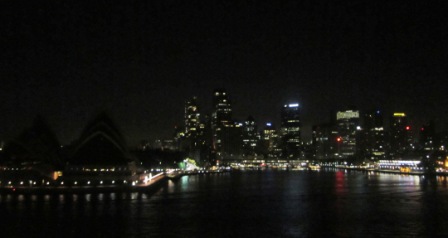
[74,181,77,185]
[87,181,90,185]
[112,180,115,184]
[61,182,64,185]
[20,181,23,185]
[100,181,103,184]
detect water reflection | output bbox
[2,171,448,237]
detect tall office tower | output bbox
[212,89,232,128]
[185,97,200,138]
[362,110,385,161]
[312,123,336,160]
[419,121,435,152]
[211,89,237,161]
[184,97,202,161]
[242,116,258,159]
[260,122,282,159]
[336,110,361,158]
[438,131,448,154]
[280,103,302,159]
[197,115,213,166]
[389,112,412,158]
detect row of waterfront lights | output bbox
[0,180,143,187]
[377,160,422,170]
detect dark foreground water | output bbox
[2,169,448,237]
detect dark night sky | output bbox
[1,1,447,145]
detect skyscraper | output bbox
[312,123,337,160]
[389,112,412,158]
[419,121,435,152]
[242,116,258,159]
[280,103,302,159]
[261,122,282,159]
[336,110,360,158]
[184,97,202,162]
[212,89,232,128]
[211,89,231,153]
[362,110,385,160]
[185,97,200,139]
[211,89,241,162]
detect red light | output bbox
[405,126,410,131]
[336,137,342,142]
[421,127,425,131]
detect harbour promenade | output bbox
[326,165,448,176]
[0,169,231,194]
[0,172,167,194]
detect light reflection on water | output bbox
[1,170,448,237]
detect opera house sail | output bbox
[0,116,62,182]
[64,113,138,184]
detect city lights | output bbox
[393,113,406,117]
[288,103,299,108]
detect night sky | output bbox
[1,1,447,145]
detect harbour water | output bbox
[1,169,448,237]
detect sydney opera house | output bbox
[63,113,140,185]
[0,113,141,188]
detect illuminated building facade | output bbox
[211,89,232,154]
[419,121,435,152]
[280,103,302,159]
[211,89,242,161]
[212,89,232,127]
[184,97,203,162]
[220,121,243,161]
[389,112,413,158]
[261,122,282,159]
[242,116,258,159]
[312,123,337,160]
[362,110,386,160]
[185,97,200,138]
[336,110,360,158]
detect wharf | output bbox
[328,166,448,176]
[0,174,167,195]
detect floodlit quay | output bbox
[0,169,231,194]
[228,159,448,176]
[0,171,165,194]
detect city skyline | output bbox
[0,88,442,147]
[1,1,447,145]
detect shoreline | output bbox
[326,165,446,176]
[1,167,445,195]
[0,169,231,194]
[0,174,167,195]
